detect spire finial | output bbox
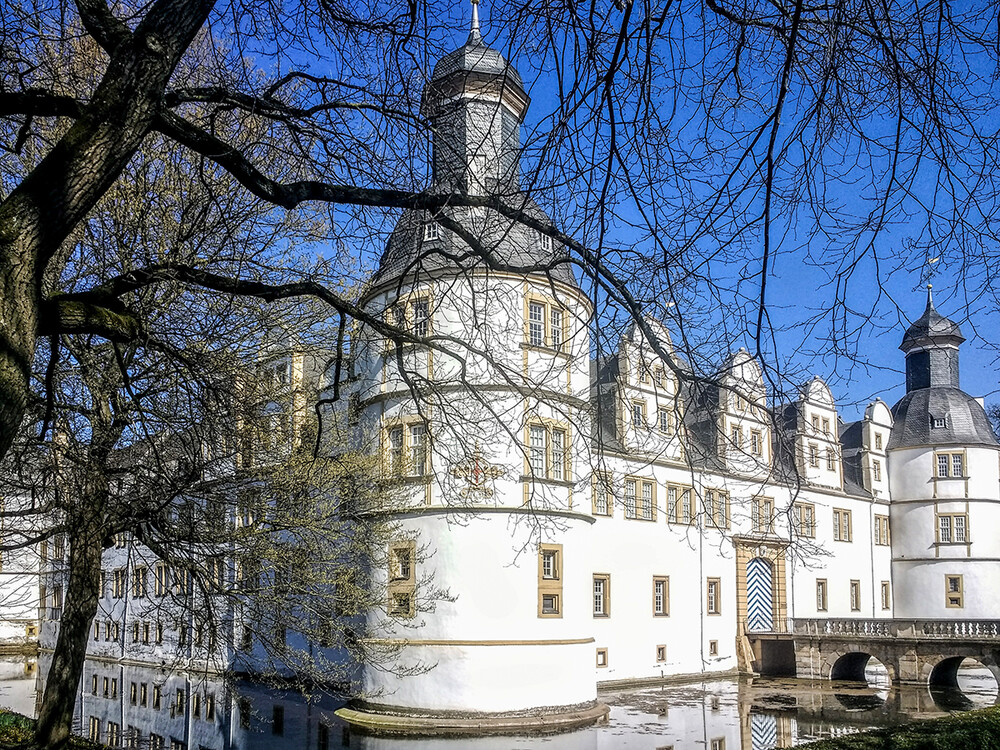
[468,0,481,42]
[926,283,934,311]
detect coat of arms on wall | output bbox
[449,445,506,499]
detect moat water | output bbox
[0,657,996,749]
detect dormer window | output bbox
[424,221,440,242]
[540,232,553,253]
[932,416,947,429]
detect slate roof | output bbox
[430,30,524,90]
[370,200,578,291]
[889,387,997,449]
[900,288,965,351]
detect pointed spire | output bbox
[468,0,482,43]
[926,283,935,312]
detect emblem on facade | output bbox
[450,445,506,498]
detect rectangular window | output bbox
[709,640,719,656]
[936,452,965,478]
[666,485,693,524]
[811,415,820,431]
[826,448,835,471]
[658,408,673,435]
[752,497,774,533]
[549,308,563,348]
[875,432,883,449]
[632,401,646,429]
[624,479,637,519]
[411,299,430,338]
[809,443,819,468]
[595,648,608,668]
[153,685,162,710]
[711,738,725,750]
[874,514,890,545]
[541,549,558,580]
[541,593,559,614]
[946,575,964,608]
[529,425,547,476]
[704,489,729,529]
[272,705,284,736]
[653,576,669,616]
[387,427,404,476]
[656,645,667,662]
[89,717,100,743]
[387,541,416,618]
[833,509,853,542]
[706,578,721,615]
[150,735,163,750]
[816,579,828,611]
[850,580,861,611]
[538,544,563,617]
[881,581,891,610]
[822,418,830,434]
[423,220,439,241]
[630,479,655,521]
[592,475,611,516]
[409,423,427,476]
[528,301,545,347]
[938,514,969,544]
[551,428,566,481]
[750,430,762,456]
[730,425,741,447]
[155,564,169,596]
[873,459,882,481]
[793,503,816,537]
[593,574,610,617]
[113,568,126,599]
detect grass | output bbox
[0,710,103,749]
[801,705,1000,749]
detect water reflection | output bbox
[3,656,996,750]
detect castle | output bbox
[339,4,1000,732]
[27,4,1000,742]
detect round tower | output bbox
[888,286,1000,619]
[342,3,604,732]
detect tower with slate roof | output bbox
[888,286,1000,618]
[344,0,603,730]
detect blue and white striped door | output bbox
[746,557,774,632]
[751,712,778,750]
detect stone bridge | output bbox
[749,618,1000,693]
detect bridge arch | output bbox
[927,654,1000,706]
[823,649,896,684]
[922,650,1000,686]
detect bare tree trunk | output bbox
[34,488,106,749]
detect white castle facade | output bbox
[29,8,1000,742]
[339,9,1000,731]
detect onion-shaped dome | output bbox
[900,285,965,352]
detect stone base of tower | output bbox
[335,699,609,736]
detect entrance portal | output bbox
[746,557,774,632]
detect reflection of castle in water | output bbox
[37,654,996,750]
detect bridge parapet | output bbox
[792,618,1000,640]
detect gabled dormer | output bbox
[716,349,771,476]
[786,377,842,490]
[614,318,685,460]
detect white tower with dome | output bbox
[343,2,606,731]
[888,286,1000,619]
